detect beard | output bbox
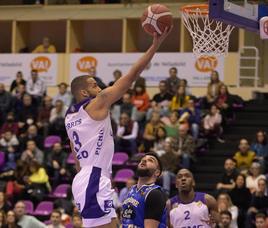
[136,167,154,177]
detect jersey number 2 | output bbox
[184,211,190,220]
[72,131,89,160]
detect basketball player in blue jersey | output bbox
[167,169,220,228]
[65,27,171,228]
[122,152,167,228]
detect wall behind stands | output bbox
[0,3,267,100]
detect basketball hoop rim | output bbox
[180,4,208,16]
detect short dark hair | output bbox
[51,209,62,217]
[220,210,232,219]
[170,67,177,73]
[255,213,266,220]
[31,69,38,74]
[70,75,90,98]
[142,152,163,175]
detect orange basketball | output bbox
[141,4,173,36]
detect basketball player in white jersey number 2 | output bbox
[167,169,220,228]
[65,27,171,228]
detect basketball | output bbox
[141,4,173,36]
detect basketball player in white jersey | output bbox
[65,27,171,228]
[167,169,219,228]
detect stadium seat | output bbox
[44,135,61,148]
[51,184,70,198]
[112,152,129,166]
[33,201,53,216]
[23,200,34,215]
[114,169,135,183]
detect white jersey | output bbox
[65,98,114,174]
[169,192,211,228]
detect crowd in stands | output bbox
[0,64,267,227]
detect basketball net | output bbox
[181,4,234,57]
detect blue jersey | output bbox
[122,184,167,228]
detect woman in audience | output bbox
[217,193,239,228]
[203,104,223,142]
[206,70,224,106]
[0,192,11,213]
[0,112,19,136]
[251,130,268,171]
[0,210,6,227]
[162,111,180,138]
[131,84,150,122]
[152,126,167,156]
[246,162,266,194]
[170,86,190,111]
[2,210,21,228]
[229,174,252,228]
[9,71,26,94]
[25,160,50,204]
[215,84,234,119]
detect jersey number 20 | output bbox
[73,131,89,160]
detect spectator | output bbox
[131,84,150,122]
[0,210,6,227]
[46,142,68,188]
[26,161,50,204]
[0,192,11,213]
[72,214,83,228]
[5,160,29,201]
[21,140,44,165]
[133,75,146,89]
[52,83,72,107]
[229,174,252,228]
[247,178,268,227]
[159,139,180,196]
[205,70,224,106]
[215,85,234,119]
[32,37,56,53]
[37,96,53,137]
[46,210,64,228]
[14,201,45,228]
[180,99,201,140]
[115,112,138,156]
[0,112,19,136]
[166,67,180,95]
[170,86,190,111]
[255,213,267,228]
[152,127,168,155]
[9,71,26,94]
[233,139,256,172]
[119,178,136,204]
[3,210,21,228]
[143,112,164,152]
[0,131,19,151]
[49,100,68,138]
[109,69,122,86]
[246,162,266,194]
[217,193,239,228]
[219,210,232,228]
[179,79,191,96]
[117,92,137,123]
[0,83,13,126]
[19,124,44,151]
[14,84,27,101]
[53,187,74,216]
[26,70,46,103]
[162,111,180,138]
[176,124,196,169]
[87,66,106,90]
[216,158,238,194]
[251,130,268,171]
[16,94,38,134]
[203,104,223,142]
[150,80,173,117]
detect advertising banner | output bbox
[0,54,58,86]
[70,53,224,87]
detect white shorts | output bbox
[72,166,116,227]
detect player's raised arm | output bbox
[95,27,172,109]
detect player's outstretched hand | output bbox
[152,25,173,50]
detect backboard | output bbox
[209,0,268,32]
